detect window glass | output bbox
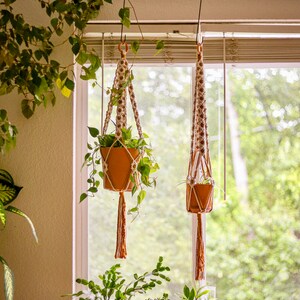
[88,66,196,298]
[87,64,300,300]
[206,67,300,300]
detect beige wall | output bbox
[0,2,73,298]
[0,51,73,299]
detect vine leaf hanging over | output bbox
[0,0,113,153]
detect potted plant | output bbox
[63,256,170,300]
[186,175,214,214]
[81,126,159,214]
[0,169,38,300]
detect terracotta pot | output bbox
[186,183,213,213]
[100,147,140,192]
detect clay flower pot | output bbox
[100,147,140,192]
[186,183,214,213]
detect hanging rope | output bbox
[195,0,203,45]
[186,43,214,280]
[102,41,143,259]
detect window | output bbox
[75,51,300,299]
[86,64,224,298]
[206,65,300,300]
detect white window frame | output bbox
[73,64,89,289]
[73,62,234,289]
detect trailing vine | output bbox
[0,0,111,152]
[0,0,164,154]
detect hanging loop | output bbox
[118,41,129,55]
[196,43,203,54]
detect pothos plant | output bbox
[0,169,38,300]
[62,256,170,300]
[81,125,159,214]
[0,0,109,152]
[0,0,164,154]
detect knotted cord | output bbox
[102,42,143,259]
[186,44,214,280]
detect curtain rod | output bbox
[87,20,300,26]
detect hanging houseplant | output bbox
[81,42,159,259]
[186,43,214,280]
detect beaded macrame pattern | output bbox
[186,44,214,280]
[102,45,144,259]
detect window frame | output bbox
[73,60,300,292]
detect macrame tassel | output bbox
[115,192,127,259]
[195,213,205,280]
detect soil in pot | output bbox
[186,183,213,213]
[100,147,140,192]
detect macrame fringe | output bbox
[195,213,205,280]
[115,192,127,259]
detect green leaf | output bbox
[50,18,59,29]
[34,50,43,61]
[0,83,9,96]
[198,290,210,297]
[155,40,165,55]
[88,127,99,138]
[131,41,140,54]
[104,0,113,3]
[119,7,130,28]
[80,193,87,202]
[59,71,68,81]
[88,187,97,193]
[188,288,195,300]
[65,78,75,91]
[60,86,72,98]
[128,207,138,214]
[0,201,6,226]
[5,206,38,243]
[76,51,88,65]
[61,291,84,297]
[72,43,80,55]
[183,285,190,299]
[137,190,146,205]
[0,256,14,300]
[0,169,14,185]
[21,99,35,119]
[0,180,22,206]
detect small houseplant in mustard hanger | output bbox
[81,41,159,259]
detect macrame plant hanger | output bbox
[186,0,214,281]
[101,20,144,259]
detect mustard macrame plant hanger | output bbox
[186,43,214,280]
[102,41,144,259]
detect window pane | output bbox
[206,67,300,300]
[88,66,196,298]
